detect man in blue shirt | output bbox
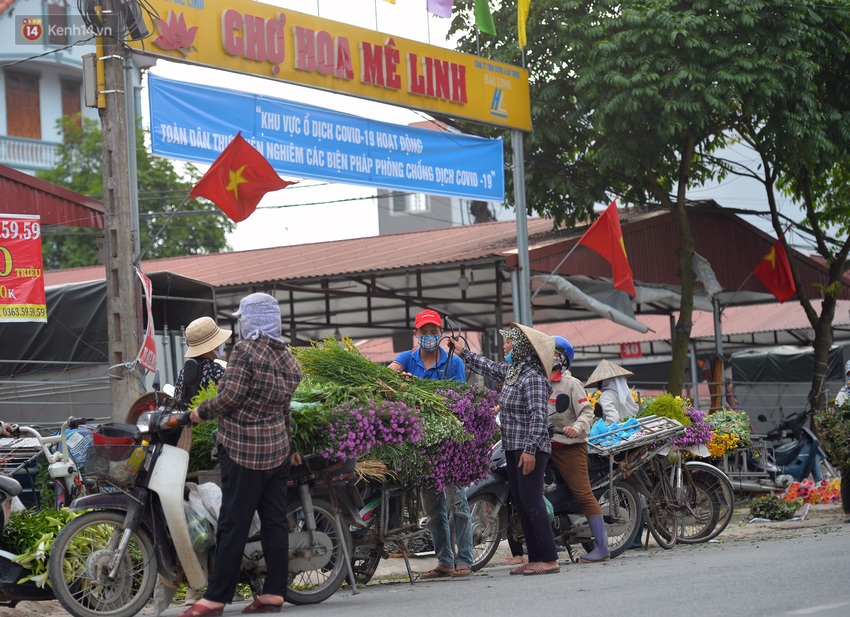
[389,309,472,578]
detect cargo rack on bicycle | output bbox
[587,415,686,456]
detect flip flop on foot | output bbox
[523,564,561,576]
[452,563,472,577]
[509,563,530,575]
[505,556,527,565]
[179,603,225,617]
[419,565,456,579]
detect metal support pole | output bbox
[101,1,145,420]
[511,130,532,326]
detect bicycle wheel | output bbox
[645,459,679,549]
[47,510,157,617]
[286,497,351,605]
[467,493,507,571]
[679,462,734,543]
[595,480,641,558]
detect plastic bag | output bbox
[184,501,215,554]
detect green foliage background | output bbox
[37,116,235,270]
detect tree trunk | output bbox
[811,297,837,412]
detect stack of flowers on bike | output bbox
[637,394,713,454]
[290,338,498,491]
[705,408,752,457]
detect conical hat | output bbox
[511,322,556,378]
[584,359,634,388]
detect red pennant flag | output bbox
[190,133,294,222]
[753,235,796,303]
[578,199,636,297]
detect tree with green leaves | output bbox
[714,2,850,409]
[37,116,234,270]
[450,0,839,395]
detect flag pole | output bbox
[529,241,581,301]
[135,193,192,264]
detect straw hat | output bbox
[185,317,232,358]
[584,359,634,388]
[501,322,556,378]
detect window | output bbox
[47,0,69,46]
[5,71,41,139]
[61,80,82,129]
[391,192,429,214]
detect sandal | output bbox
[419,565,456,579]
[242,599,284,614]
[523,564,560,576]
[509,564,530,575]
[179,603,225,617]
[505,556,527,565]
[452,563,472,577]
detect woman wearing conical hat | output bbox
[452,323,561,576]
[585,359,638,425]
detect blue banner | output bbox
[148,74,505,202]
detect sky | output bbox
[141,0,808,255]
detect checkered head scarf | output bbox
[234,293,282,342]
[501,326,542,385]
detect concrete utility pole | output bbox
[100,1,145,420]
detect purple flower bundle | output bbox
[419,384,500,492]
[673,406,714,449]
[322,399,424,461]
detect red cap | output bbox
[414,309,442,329]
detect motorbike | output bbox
[721,401,838,493]
[46,395,365,617]
[465,438,642,569]
[349,480,433,584]
[0,416,94,607]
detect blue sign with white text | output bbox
[148,74,505,202]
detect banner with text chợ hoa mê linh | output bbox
[149,74,505,202]
[0,214,46,323]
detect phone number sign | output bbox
[0,214,46,323]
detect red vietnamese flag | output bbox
[578,199,636,297]
[753,235,796,303]
[190,133,295,222]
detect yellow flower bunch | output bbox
[585,389,641,410]
[707,431,739,457]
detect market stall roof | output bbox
[0,165,104,228]
[43,203,850,344]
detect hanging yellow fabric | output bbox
[518,0,531,48]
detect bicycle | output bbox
[632,449,735,548]
[2,416,95,509]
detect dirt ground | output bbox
[3,503,846,617]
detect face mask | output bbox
[417,334,439,352]
[504,350,513,364]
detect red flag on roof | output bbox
[753,235,796,303]
[189,133,294,223]
[578,199,636,297]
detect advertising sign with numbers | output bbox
[0,214,46,323]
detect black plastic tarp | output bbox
[0,272,216,377]
[731,345,846,383]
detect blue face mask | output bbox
[417,334,440,352]
[504,350,513,364]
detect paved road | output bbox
[152,516,850,617]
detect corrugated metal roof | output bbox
[0,165,104,228]
[358,300,850,364]
[45,217,556,288]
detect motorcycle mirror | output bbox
[152,371,161,392]
[555,393,570,413]
[757,414,768,422]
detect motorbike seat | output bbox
[774,440,805,466]
[0,474,22,497]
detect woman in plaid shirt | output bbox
[454,323,561,576]
[184,293,302,617]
